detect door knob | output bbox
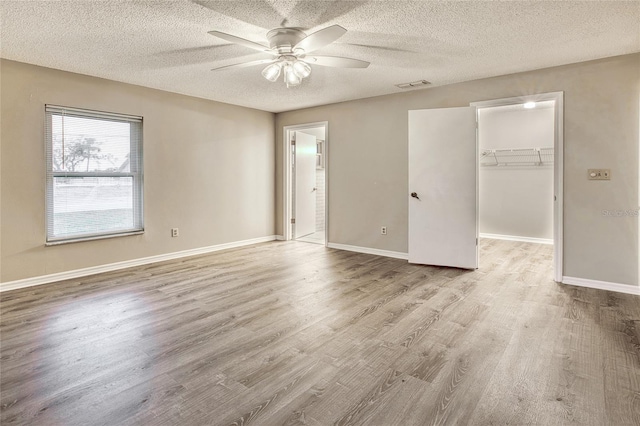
[312,187,317,192]
[411,192,420,200]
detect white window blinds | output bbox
[45,105,144,243]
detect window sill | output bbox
[45,230,144,246]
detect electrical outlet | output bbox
[381,226,387,235]
[588,169,611,180]
[171,228,179,237]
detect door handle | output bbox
[312,187,317,192]
[411,192,420,200]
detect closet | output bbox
[478,101,555,243]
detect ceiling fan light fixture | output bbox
[284,64,302,87]
[261,62,282,82]
[209,24,367,88]
[292,60,311,79]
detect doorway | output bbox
[477,101,555,244]
[472,92,563,282]
[407,92,563,281]
[283,122,328,245]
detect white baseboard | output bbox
[562,276,640,296]
[480,233,553,245]
[0,235,278,293]
[327,242,408,260]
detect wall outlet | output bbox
[171,228,179,237]
[381,226,387,235]
[588,169,611,180]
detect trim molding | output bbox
[327,242,408,260]
[480,233,553,245]
[562,276,640,296]
[0,235,278,293]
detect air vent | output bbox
[395,80,431,89]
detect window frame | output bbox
[45,105,144,245]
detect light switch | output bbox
[588,169,611,180]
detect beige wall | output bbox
[1,60,275,282]
[276,54,640,288]
[0,59,2,282]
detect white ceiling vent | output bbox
[395,80,431,89]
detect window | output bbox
[45,105,143,244]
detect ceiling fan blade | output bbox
[208,31,274,54]
[293,24,347,53]
[211,59,276,71]
[303,55,370,68]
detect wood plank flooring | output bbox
[1,239,639,425]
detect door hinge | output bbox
[291,218,295,224]
[291,140,296,145]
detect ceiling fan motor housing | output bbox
[266,28,307,54]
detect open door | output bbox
[294,131,317,239]
[408,107,478,269]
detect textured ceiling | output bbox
[1,1,639,113]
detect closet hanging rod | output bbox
[480,147,553,167]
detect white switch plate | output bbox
[588,169,611,180]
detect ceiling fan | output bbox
[208,25,370,87]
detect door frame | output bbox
[282,121,329,244]
[471,91,564,282]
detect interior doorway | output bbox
[478,101,555,244]
[283,122,328,245]
[407,92,563,280]
[472,92,564,282]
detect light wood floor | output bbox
[296,231,325,245]
[1,240,639,425]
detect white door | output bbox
[294,131,317,238]
[408,107,478,269]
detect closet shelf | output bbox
[480,147,553,167]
